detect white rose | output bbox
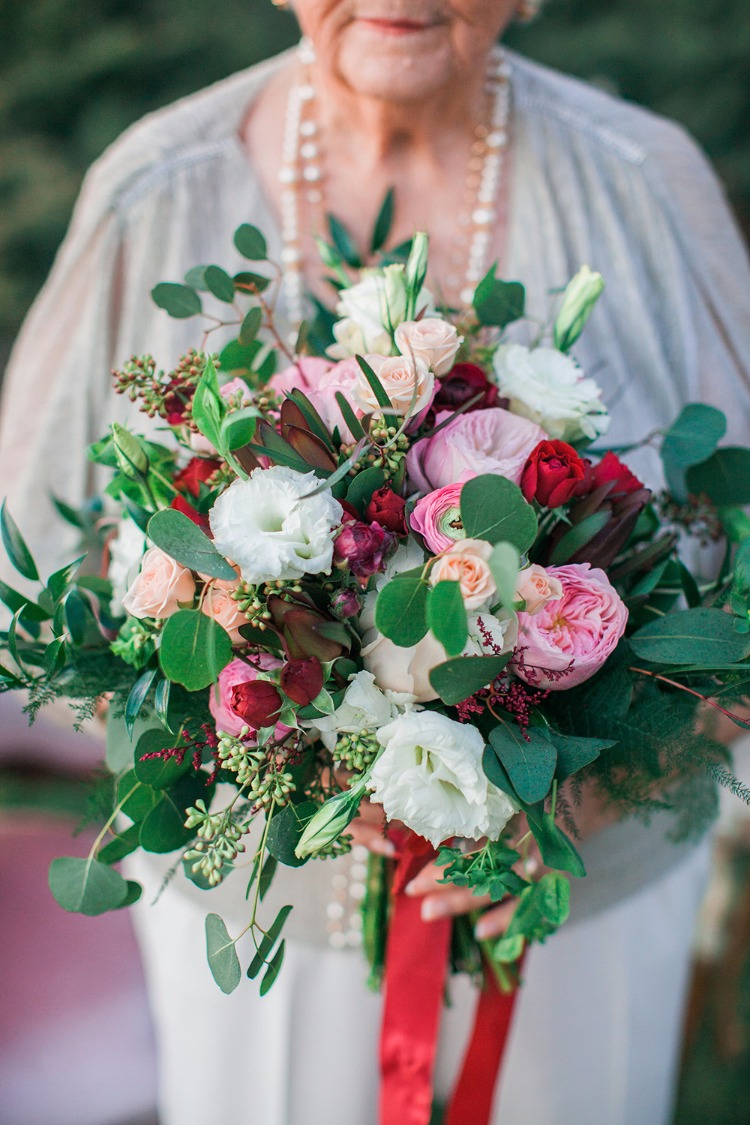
[209,465,342,585]
[310,670,412,751]
[329,265,436,359]
[352,353,435,419]
[368,711,517,847]
[493,344,610,442]
[394,318,463,376]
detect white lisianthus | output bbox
[351,353,434,419]
[108,517,147,616]
[329,265,435,359]
[464,609,519,657]
[368,711,517,847]
[310,670,412,751]
[493,344,609,442]
[209,466,342,585]
[394,318,463,376]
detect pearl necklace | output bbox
[278,39,511,332]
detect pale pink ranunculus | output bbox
[514,564,563,616]
[394,318,463,376]
[514,563,628,690]
[209,655,290,738]
[200,577,250,645]
[431,538,496,610]
[406,407,546,493]
[352,353,435,419]
[410,483,466,554]
[122,547,195,620]
[267,356,333,398]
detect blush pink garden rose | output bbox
[267,356,333,398]
[430,539,496,610]
[514,564,563,616]
[394,318,463,376]
[209,656,291,739]
[514,563,628,690]
[200,578,250,645]
[269,357,362,443]
[409,483,465,553]
[406,407,546,492]
[122,547,195,620]
[351,353,435,419]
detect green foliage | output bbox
[460,475,537,551]
[486,724,557,805]
[147,508,237,580]
[427,580,468,657]
[48,854,130,915]
[265,801,316,868]
[630,607,750,666]
[205,913,242,994]
[472,267,526,328]
[429,652,512,705]
[436,839,527,902]
[159,609,233,691]
[686,448,750,507]
[374,573,429,647]
[660,403,726,499]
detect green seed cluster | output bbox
[184,798,249,886]
[216,730,295,809]
[335,729,380,772]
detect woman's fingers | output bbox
[348,813,395,856]
[474,899,516,940]
[404,855,517,935]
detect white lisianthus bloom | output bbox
[329,265,436,359]
[108,517,147,616]
[493,344,609,442]
[464,609,519,657]
[209,466,342,585]
[310,670,413,751]
[368,711,517,847]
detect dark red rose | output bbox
[365,485,407,536]
[589,451,644,496]
[170,494,211,533]
[174,457,221,498]
[281,657,324,707]
[433,363,499,413]
[521,441,587,508]
[333,516,395,581]
[230,680,283,729]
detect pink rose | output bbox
[514,564,564,616]
[267,357,333,398]
[209,655,290,738]
[410,483,465,554]
[351,353,435,419]
[430,539,496,610]
[122,547,195,620]
[406,407,546,492]
[394,318,463,376]
[305,358,362,443]
[200,578,250,645]
[514,563,628,690]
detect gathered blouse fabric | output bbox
[1,48,749,1125]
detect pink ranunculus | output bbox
[267,356,334,398]
[209,655,291,739]
[514,563,628,690]
[406,407,546,493]
[410,483,466,554]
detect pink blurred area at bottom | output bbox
[0,694,158,1125]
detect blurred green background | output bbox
[1,0,748,372]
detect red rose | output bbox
[589,451,644,496]
[170,494,211,533]
[281,657,324,707]
[433,363,499,413]
[174,457,221,498]
[365,485,407,536]
[521,441,587,508]
[230,680,283,729]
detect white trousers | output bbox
[129,839,709,1125]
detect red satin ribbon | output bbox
[379,830,523,1125]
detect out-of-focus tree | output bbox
[0,0,747,361]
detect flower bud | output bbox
[330,588,362,619]
[295,776,367,860]
[553,266,605,353]
[404,231,429,319]
[111,423,150,479]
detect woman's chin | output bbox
[336,30,454,101]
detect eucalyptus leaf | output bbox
[489,542,521,609]
[427,581,468,657]
[266,802,317,867]
[630,607,750,667]
[687,448,750,507]
[134,728,190,788]
[234,224,268,261]
[49,856,129,916]
[147,508,236,580]
[239,306,263,347]
[151,282,202,319]
[487,724,557,805]
[203,264,237,303]
[124,666,158,739]
[205,913,242,994]
[260,940,286,996]
[461,475,537,550]
[374,575,429,647]
[661,403,726,500]
[247,904,293,980]
[551,731,613,781]
[98,824,142,865]
[429,653,512,706]
[473,266,525,328]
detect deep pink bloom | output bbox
[209,656,290,738]
[334,517,395,581]
[409,483,465,554]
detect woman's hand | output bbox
[348,796,396,858]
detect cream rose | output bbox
[309,670,412,752]
[368,710,517,847]
[122,546,195,620]
[394,318,463,376]
[430,538,496,610]
[200,578,250,645]
[351,353,435,419]
[514,564,564,616]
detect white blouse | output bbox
[1,48,749,940]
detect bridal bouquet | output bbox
[2,222,749,1007]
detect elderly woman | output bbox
[1,2,749,1123]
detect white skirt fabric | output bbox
[128,839,710,1125]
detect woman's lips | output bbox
[357,17,435,35]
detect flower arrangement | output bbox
[2,221,749,1024]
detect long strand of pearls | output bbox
[277,39,511,330]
